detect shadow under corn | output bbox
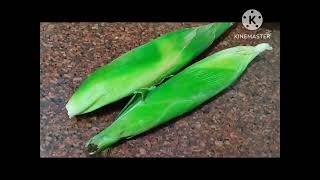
[74,96,131,121]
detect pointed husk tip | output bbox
[254,43,273,54]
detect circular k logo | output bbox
[242,9,263,30]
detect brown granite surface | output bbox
[40,22,280,157]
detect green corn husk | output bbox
[86,43,272,154]
[66,23,234,118]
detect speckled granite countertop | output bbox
[40,22,280,157]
